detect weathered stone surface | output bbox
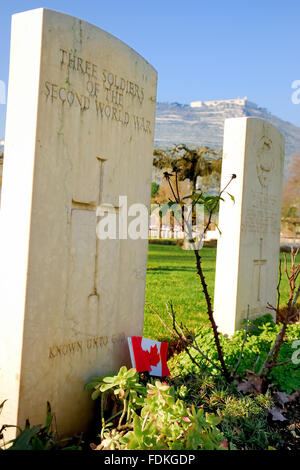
[214,117,284,336]
[0,8,157,438]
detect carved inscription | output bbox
[49,332,126,359]
[256,136,274,187]
[241,190,280,234]
[44,48,151,133]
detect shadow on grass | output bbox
[147,266,215,273]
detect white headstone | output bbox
[0,9,157,439]
[214,117,284,336]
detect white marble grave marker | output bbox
[214,117,284,336]
[0,8,157,439]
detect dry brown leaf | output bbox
[269,407,287,422]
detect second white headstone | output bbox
[214,117,284,336]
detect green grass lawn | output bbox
[143,244,299,340]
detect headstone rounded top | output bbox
[225,116,284,134]
[13,8,157,75]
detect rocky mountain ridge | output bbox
[154,98,300,177]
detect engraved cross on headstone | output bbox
[90,157,105,301]
[253,237,267,302]
[69,156,107,317]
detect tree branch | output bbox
[145,301,177,338]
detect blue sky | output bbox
[1,0,300,138]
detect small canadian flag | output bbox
[127,337,170,377]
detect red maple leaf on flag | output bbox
[144,344,160,367]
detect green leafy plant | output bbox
[0,401,82,450]
[87,371,228,450]
[169,315,300,394]
[0,402,55,450]
[167,368,279,450]
[122,391,226,451]
[86,366,147,438]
